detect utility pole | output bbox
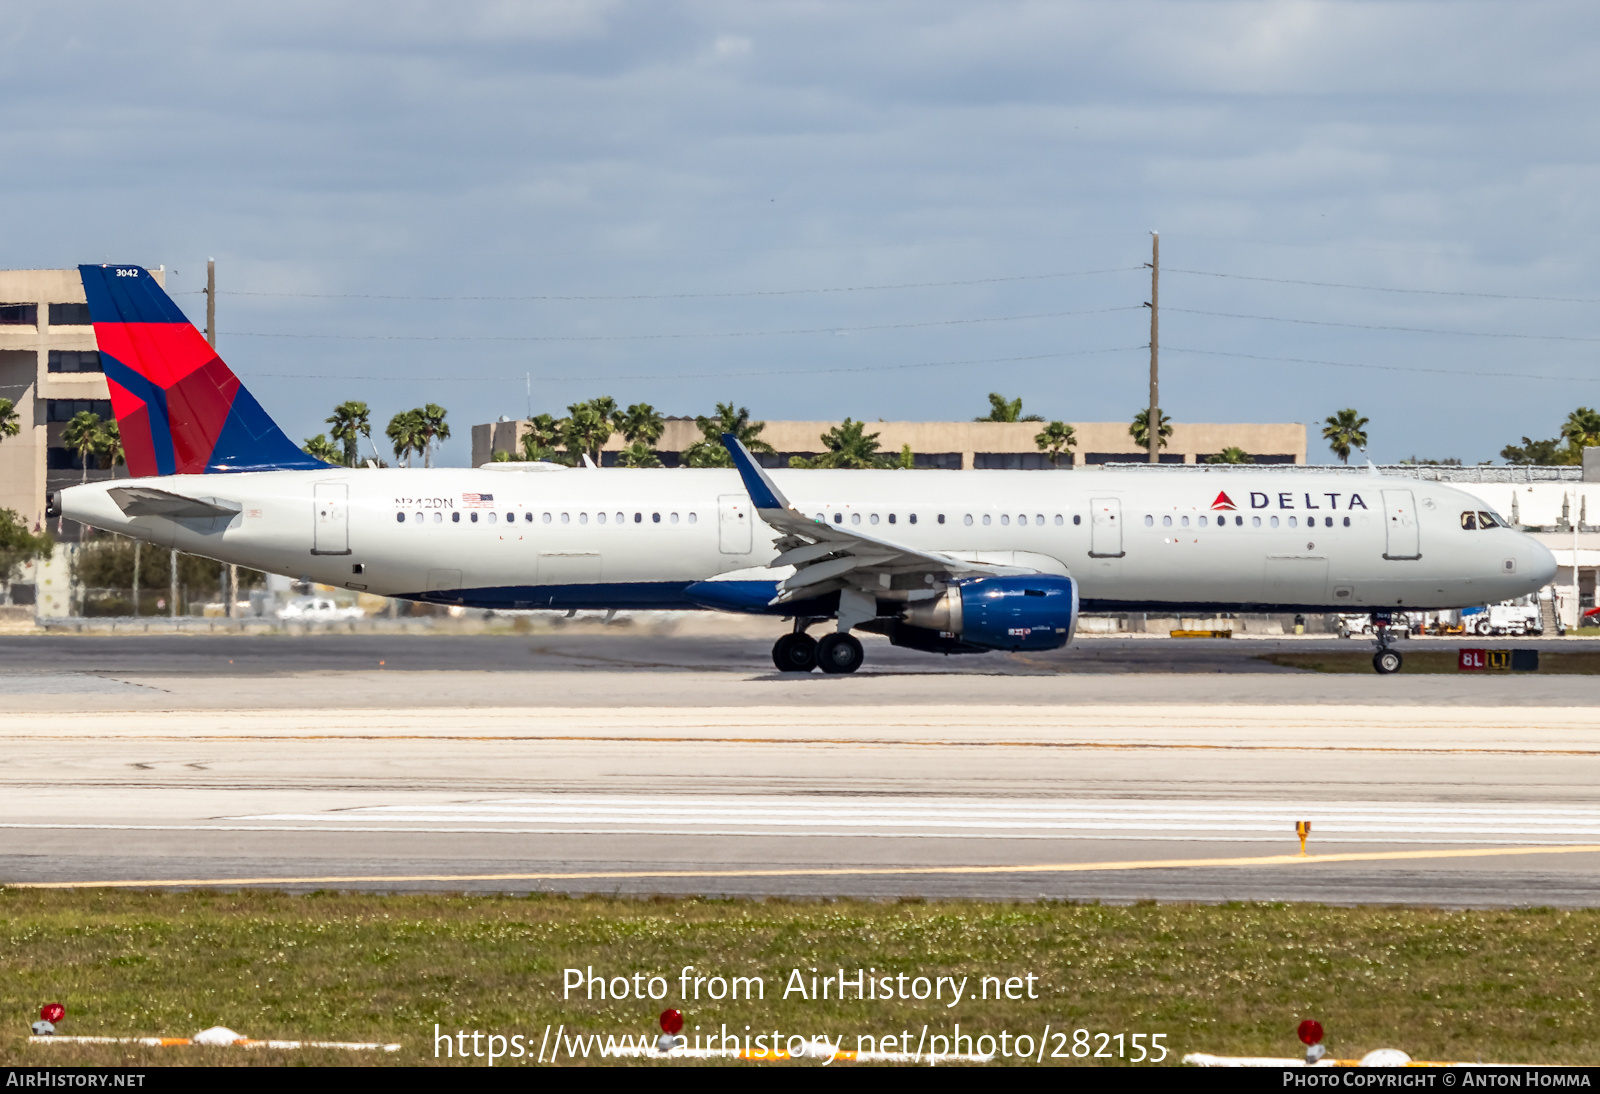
[205,258,216,350]
[169,548,177,620]
[1146,232,1161,463]
[205,258,238,621]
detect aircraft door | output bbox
[718,494,752,554]
[1382,489,1422,560]
[312,483,350,555]
[1088,497,1124,558]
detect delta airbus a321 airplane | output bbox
[56,264,1557,675]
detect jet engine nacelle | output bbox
[900,574,1078,652]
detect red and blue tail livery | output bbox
[78,264,328,476]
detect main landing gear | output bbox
[1370,611,1403,675]
[772,621,864,674]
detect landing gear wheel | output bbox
[1373,649,1403,675]
[772,633,817,672]
[816,632,865,675]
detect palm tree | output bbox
[1321,408,1370,464]
[586,396,619,427]
[386,409,424,466]
[517,431,559,463]
[974,392,1044,423]
[523,412,562,448]
[1034,421,1077,466]
[616,441,662,468]
[326,400,371,467]
[790,419,889,469]
[896,443,914,470]
[563,402,613,464]
[415,403,450,468]
[0,398,20,444]
[1562,407,1600,450]
[95,419,124,472]
[682,402,775,468]
[62,411,103,483]
[303,433,342,463]
[1206,446,1254,464]
[619,402,665,446]
[1129,408,1174,451]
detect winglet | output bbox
[721,433,790,510]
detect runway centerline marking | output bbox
[14,844,1600,890]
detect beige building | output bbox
[0,267,163,529]
[473,417,1306,470]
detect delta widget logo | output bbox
[1209,491,1237,511]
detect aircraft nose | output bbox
[1527,537,1558,587]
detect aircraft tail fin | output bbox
[78,264,329,475]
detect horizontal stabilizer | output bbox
[108,486,241,520]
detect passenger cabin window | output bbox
[598,512,607,524]
[1073,515,1081,525]
[688,513,697,524]
[488,512,498,524]
[983,515,992,526]
[1199,516,1208,527]
[1055,514,1063,525]
[452,512,460,523]
[1180,516,1189,527]
[1343,517,1351,527]
[964,515,973,526]
[1270,516,1279,528]
[1144,515,1153,527]
[1251,516,1260,527]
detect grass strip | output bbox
[3,890,1599,1066]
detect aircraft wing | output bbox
[719,434,1041,604]
[107,487,241,520]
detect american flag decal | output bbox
[462,493,495,507]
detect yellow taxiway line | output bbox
[11,842,1600,890]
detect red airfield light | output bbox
[1297,1019,1324,1046]
[659,1009,684,1035]
[41,1004,64,1023]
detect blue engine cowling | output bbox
[901,574,1078,652]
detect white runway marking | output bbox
[220,796,1600,845]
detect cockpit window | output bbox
[1479,511,1502,528]
[1460,511,1478,530]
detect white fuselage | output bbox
[61,466,1557,613]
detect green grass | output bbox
[1261,650,1600,674]
[3,890,1600,1066]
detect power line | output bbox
[1167,345,1600,384]
[173,266,1143,302]
[224,305,1141,344]
[251,345,1145,384]
[1169,306,1600,344]
[1168,267,1600,305]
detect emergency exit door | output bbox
[312,483,350,555]
[718,494,752,554]
[1088,497,1124,558]
[1382,489,1421,560]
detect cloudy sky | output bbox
[4,0,1599,464]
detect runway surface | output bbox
[4,630,1599,905]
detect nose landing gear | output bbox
[1370,611,1403,674]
